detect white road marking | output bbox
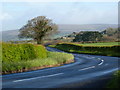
[98,58,101,60]
[105,64,108,66]
[79,66,95,71]
[91,57,95,59]
[13,73,63,82]
[98,60,104,66]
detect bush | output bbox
[2,43,47,63]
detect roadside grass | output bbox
[2,51,74,74]
[107,70,120,88]
[49,42,120,57]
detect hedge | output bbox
[52,43,120,57]
[2,43,47,63]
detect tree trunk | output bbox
[37,39,42,44]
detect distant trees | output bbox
[101,28,118,36]
[101,28,120,41]
[73,31,103,42]
[67,32,77,37]
[73,28,120,42]
[18,16,58,44]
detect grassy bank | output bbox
[49,42,120,57]
[107,70,120,88]
[2,43,74,74]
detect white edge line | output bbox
[13,73,63,82]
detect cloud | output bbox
[0,12,13,20]
[1,2,118,31]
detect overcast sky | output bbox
[0,1,118,31]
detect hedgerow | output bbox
[50,43,120,57]
[2,43,47,63]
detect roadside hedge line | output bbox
[50,43,120,57]
[2,43,47,63]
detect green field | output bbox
[74,42,119,46]
[50,42,119,47]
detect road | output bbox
[2,47,120,88]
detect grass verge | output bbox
[107,70,120,88]
[2,51,74,74]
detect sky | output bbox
[0,1,118,31]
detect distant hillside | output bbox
[1,24,118,41]
[58,24,118,31]
[2,30,19,41]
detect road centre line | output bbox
[78,57,104,71]
[13,73,64,82]
[79,66,95,71]
[105,64,108,66]
[98,58,101,60]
